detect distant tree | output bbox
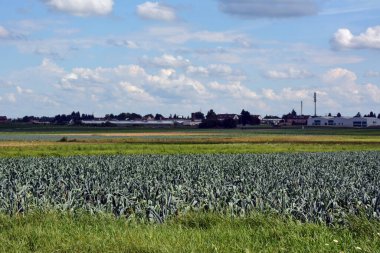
[291,109,297,117]
[337,112,341,117]
[105,114,115,120]
[355,112,361,117]
[328,113,332,117]
[206,109,217,120]
[143,114,154,120]
[192,112,204,120]
[222,118,237,129]
[155,114,164,120]
[240,109,251,126]
[378,113,380,119]
[117,113,128,120]
[127,113,142,120]
[370,111,375,117]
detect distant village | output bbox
[1,109,380,128]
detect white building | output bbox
[307,116,380,128]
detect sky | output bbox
[0,0,379,118]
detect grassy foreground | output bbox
[1,212,379,253]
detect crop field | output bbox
[1,127,380,252]
[1,152,380,224]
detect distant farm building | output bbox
[284,115,310,125]
[308,116,380,128]
[261,116,283,126]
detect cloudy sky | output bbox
[0,0,379,117]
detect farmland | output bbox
[0,127,380,252]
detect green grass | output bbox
[1,142,380,157]
[0,212,379,253]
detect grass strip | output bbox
[0,212,379,253]
[0,142,380,157]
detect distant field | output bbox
[0,126,380,157]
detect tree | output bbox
[155,114,164,120]
[127,113,142,120]
[291,109,297,117]
[328,113,332,117]
[192,112,204,120]
[117,113,128,120]
[222,118,237,129]
[240,109,251,126]
[355,112,361,117]
[337,112,341,117]
[378,113,380,119]
[206,109,217,120]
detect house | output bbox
[0,116,7,123]
[261,116,283,126]
[284,115,310,125]
[216,114,239,121]
[307,116,380,128]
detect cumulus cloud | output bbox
[0,25,10,38]
[143,54,190,68]
[331,26,380,50]
[137,2,176,21]
[209,81,258,100]
[218,0,318,18]
[321,68,380,105]
[322,68,357,83]
[262,88,310,101]
[119,82,156,102]
[43,0,114,16]
[263,67,313,80]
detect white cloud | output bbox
[219,0,318,18]
[137,2,176,21]
[143,54,190,68]
[0,25,10,38]
[264,67,313,80]
[147,26,249,45]
[262,88,310,101]
[119,82,156,102]
[321,68,380,106]
[6,93,17,103]
[365,83,380,103]
[186,66,209,76]
[332,26,380,50]
[208,64,233,76]
[16,86,33,94]
[366,71,380,77]
[43,0,114,16]
[322,68,357,83]
[209,81,258,100]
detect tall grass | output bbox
[1,211,379,253]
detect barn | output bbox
[307,116,380,128]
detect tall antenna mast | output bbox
[314,92,317,117]
[301,101,303,116]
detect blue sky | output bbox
[0,0,379,117]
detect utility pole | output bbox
[314,92,317,117]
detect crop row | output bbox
[1,152,379,224]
